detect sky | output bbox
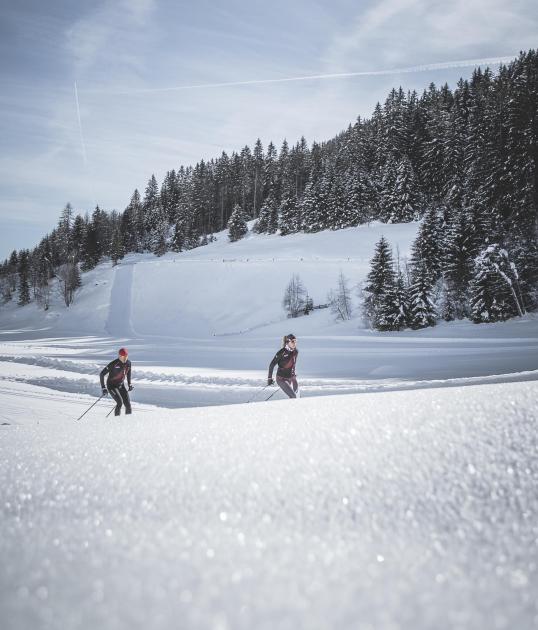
[0,0,537,260]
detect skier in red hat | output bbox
[100,347,133,416]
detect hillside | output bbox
[1,221,537,409]
[0,221,419,337]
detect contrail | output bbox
[84,55,516,96]
[74,81,88,165]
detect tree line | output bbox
[1,50,536,322]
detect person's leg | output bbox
[109,387,122,415]
[291,377,299,397]
[276,376,297,399]
[119,385,132,414]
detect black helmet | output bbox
[285,333,296,341]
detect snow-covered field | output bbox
[0,221,537,408]
[1,380,537,630]
[1,222,538,629]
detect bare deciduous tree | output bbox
[283,274,307,318]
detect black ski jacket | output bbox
[100,359,131,389]
[268,347,298,379]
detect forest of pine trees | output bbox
[0,51,536,324]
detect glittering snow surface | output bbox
[1,379,537,630]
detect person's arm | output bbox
[268,349,282,382]
[100,361,111,390]
[127,361,132,388]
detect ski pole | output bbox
[75,394,105,422]
[247,384,270,403]
[106,406,116,418]
[265,388,280,402]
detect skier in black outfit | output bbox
[268,334,299,398]
[100,347,133,416]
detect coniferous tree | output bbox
[410,207,443,284]
[299,180,320,232]
[254,194,278,234]
[409,259,437,328]
[469,244,525,322]
[392,155,419,222]
[7,250,19,294]
[252,139,265,216]
[437,275,457,321]
[392,267,411,330]
[123,190,143,253]
[71,214,87,259]
[442,207,475,318]
[363,236,397,328]
[379,158,398,222]
[329,172,349,229]
[17,250,31,306]
[81,222,99,271]
[344,169,375,226]
[227,204,248,242]
[278,194,300,235]
[264,142,278,199]
[143,175,160,249]
[110,229,125,266]
[56,203,74,262]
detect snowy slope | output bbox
[1,379,537,630]
[0,221,420,337]
[1,220,537,409]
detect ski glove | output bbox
[102,388,108,396]
[267,378,274,386]
[128,385,134,391]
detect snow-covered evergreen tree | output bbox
[142,175,161,250]
[343,169,375,226]
[17,250,31,306]
[363,236,398,329]
[56,203,74,262]
[254,194,278,234]
[278,194,300,235]
[379,158,398,222]
[409,259,437,328]
[123,190,143,253]
[392,155,419,222]
[392,267,411,330]
[410,206,443,284]
[469,244,525,323]
[227,204,248,242]
[110,229,125,266]
[299,180,320,232]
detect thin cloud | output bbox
[81,55,516,95]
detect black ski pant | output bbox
[108,383,131,416]
[276,376,299,399]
